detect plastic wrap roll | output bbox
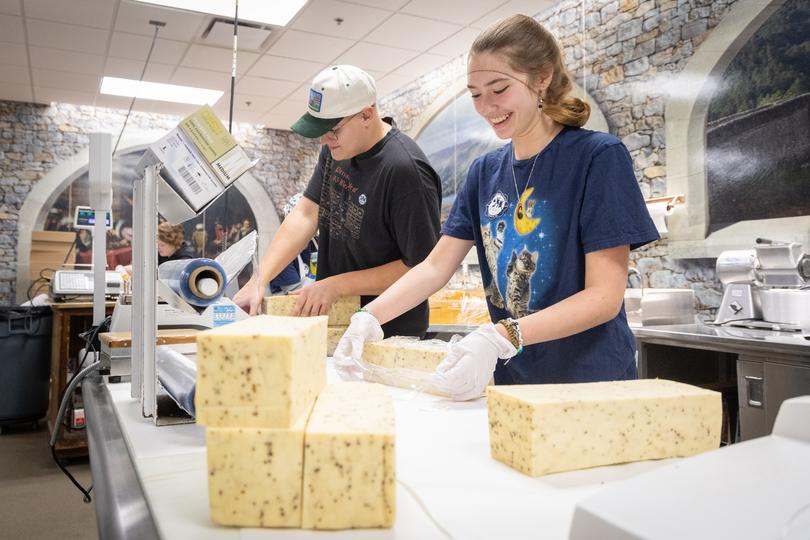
[158,258,226,307]
[156,346,197,417]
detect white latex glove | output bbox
[333,310,384,380]
[429,323,517,401]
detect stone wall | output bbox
[0,101,319,304]
[379,0,745,320]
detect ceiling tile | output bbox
[94,94,135,111]
[400,0,503,25]
[291,0,391,40]
[261,101,307,131]
[34,86,96,106]
[103,58,176,82]
[337,0,409,9]
[0,14,25,43]
[170,67,231,89]
[32,68,100,93]
[248,55,324,83]
[335,42,417,73]
[364,14,461,52]
[109,33,188,65]
[0,63,31,85]
[24,0,114,29]
[391,53,449,78]
[215,92,279,113]
[26,19,109,54]
[181,44,259,75]
[236,76,298,99]
[375,73,412,99]
[288,82,312,106]
[0,81,33,102]
[430,27,480,58]
[130,99,194,117]
[0,0,21,15]
[268,30,354,63]
[0,43,28,66]
[469,0,554,29]
[114,1,207,42]
[29,47,105,75]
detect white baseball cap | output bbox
[290,65,376,138]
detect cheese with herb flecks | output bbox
[206,410,308,527]
[263,295,360,326]
[363,337,448,371]
[195,315,326,428]
[302,382,395,530]
[327,326,346,356]
[486,379,722,477]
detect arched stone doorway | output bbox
[16,129,279,303]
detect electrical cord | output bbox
[112,20,164,155]
[51,315,110,500]
[49,359,101,503]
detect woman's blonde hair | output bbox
[470,14,590,127]
[158,222,185,249]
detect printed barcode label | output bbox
[178,165,202,194]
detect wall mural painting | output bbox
[45,148,257,275]
[414,91,503,222]
[706,0,810,233]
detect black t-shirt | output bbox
[303,118,441,337]
[158,242,195,266]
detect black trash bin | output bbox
[0,306,53,427]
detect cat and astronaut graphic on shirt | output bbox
[480,187,552,318]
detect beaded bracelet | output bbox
[497,318,524,357]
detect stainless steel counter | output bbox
[632,323,810,361]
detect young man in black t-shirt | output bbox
[233,65,441,338]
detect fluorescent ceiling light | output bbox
[132,0,308,27]
[100,77,224,105]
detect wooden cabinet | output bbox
[47,302,114,457]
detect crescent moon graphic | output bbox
[514,187,541,235]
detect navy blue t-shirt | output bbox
[442,127,659,385]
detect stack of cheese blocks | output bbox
[487,379,722,476]
[263,295,359,356]
[195,315,395,529]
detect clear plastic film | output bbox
[341,335,466,400]
[156,345,197,417]
[158,258,227,307]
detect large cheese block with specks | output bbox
[195,315,327,428]
[302,382,395,530]
[362,337,448,371]
[206,411,308,527]
[487,379,722,477]
[327,326,346,356]
[263,295,360,326]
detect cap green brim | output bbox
[290,113,342,138]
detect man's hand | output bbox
[333,310,384,380]
[429,324,517,401]
[233,276,264,315]
[289,278,341,316]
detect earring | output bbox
[537,94,545,109]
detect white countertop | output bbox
[106,365,675,540]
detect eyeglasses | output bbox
[323,112,362,141]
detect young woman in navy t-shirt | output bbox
[335,14,659,400]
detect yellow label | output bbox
[179,105,236,163]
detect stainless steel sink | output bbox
[624,288,695,326]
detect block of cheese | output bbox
[327,326,346,356]
[206,410,308,527]
[487,379,722,477]
[302,382,395,530]
[362,337,448,371]
[195,315,327,428]
[263,295,360,326]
